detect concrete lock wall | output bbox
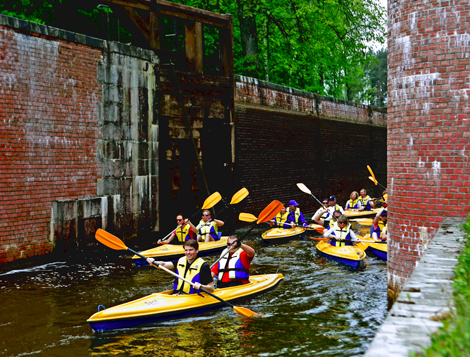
[387,0,470,299]
[0,13,387,266]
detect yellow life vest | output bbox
[174,257,205,294]
[197,220,218,235]
[346,198,360,209]
[331,221,352,247]
[175,224,193,243]
[275,212,289,225]
[287,207,301,224]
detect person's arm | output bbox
[349,230,358,241]
[146,258,175,269]
[214,219,224,227]
[238,241,255,258]
[323,226,335,239]
[159,233,175,245]
[373,207,385,226]
[356,201,363,210]
[186,220,198,234]
[299,212,307,227]
[194,263,215,292]
[312,208,327,226]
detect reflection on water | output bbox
[0,224,386,357]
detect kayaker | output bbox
[311,199,329,221]
[359,188,374,210]
[323,215,359,247]
[196,210,224,242]
[147,239,215,294]
[312,208,342,228]
[345,191,363,211]
[158,214,198,245]
[270,205,293,229]
[211,235,255,288]
[286,200,308,227]
[325,196,345,220]
[371,207,387,241]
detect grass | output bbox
[411,218,470,356]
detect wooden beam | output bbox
[185,21,203,74]
[149,11,159,49]
[120,5,151,42]
[98,0,231,27]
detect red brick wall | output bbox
[387,0,470,296]
[0,25,102,264]
[234,77,387,216]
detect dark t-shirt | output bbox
[171,258,212,285]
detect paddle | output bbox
[350,218,374,225]
[353,239,387,244]
[297,183,338,222]
[237,200,284,239]
[160,191,222,242]
[212,187,249,217]
[368,176,387,190]
[94,228,257,318]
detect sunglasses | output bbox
[338,221,347,225]
[202,214,210,217]
[177,219,183,222]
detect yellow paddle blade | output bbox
[257,200,283,224]
[296,183,311,195]
[202,192,222,209]
[367,165,377,182]
[239,212,258,222]
[95,229,128,251]
[369,176,378,185]
[233,306,258,318]
[230,187,249,204]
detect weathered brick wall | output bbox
[234,76,388,216]
[0,15,159,265]
[387,0,470,297]
[0,19,102,263]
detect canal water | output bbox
[0,225,387,357]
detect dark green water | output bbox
[0,226,387,357]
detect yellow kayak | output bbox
[261,227,305,244]
[344,208,381,219]
[360,235,387,260]
[132,237,229,265]
[88,273,284,331]
[316,241,366,269]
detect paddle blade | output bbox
[369,176,378,185]
[233,306,257,318]
[367,165,377,182]
[257,200,283,224]
[95,229,128,251]
[230,187,249,204]
[296,183,311,195]
[239,212,258,222]
[202,192,222,209]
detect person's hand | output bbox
[193,282,202,290]
[157,239,162,244]
[147,258,156,265]
[233,240,241,248]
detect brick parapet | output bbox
[387,0,470,297]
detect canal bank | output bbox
[364,218,465,356]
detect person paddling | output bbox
[196,210,224,242]
[322,215,359,247]
[359,188,374,210]
[286,200,308,227]
[211,235,255,288]
[371,207,388,241]
[270,205,292,228]
[345,191,363,211]
[158,214,198,245]
[147,239,214,294]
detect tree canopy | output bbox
[1,0,387,105]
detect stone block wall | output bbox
[387,0,470,297]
